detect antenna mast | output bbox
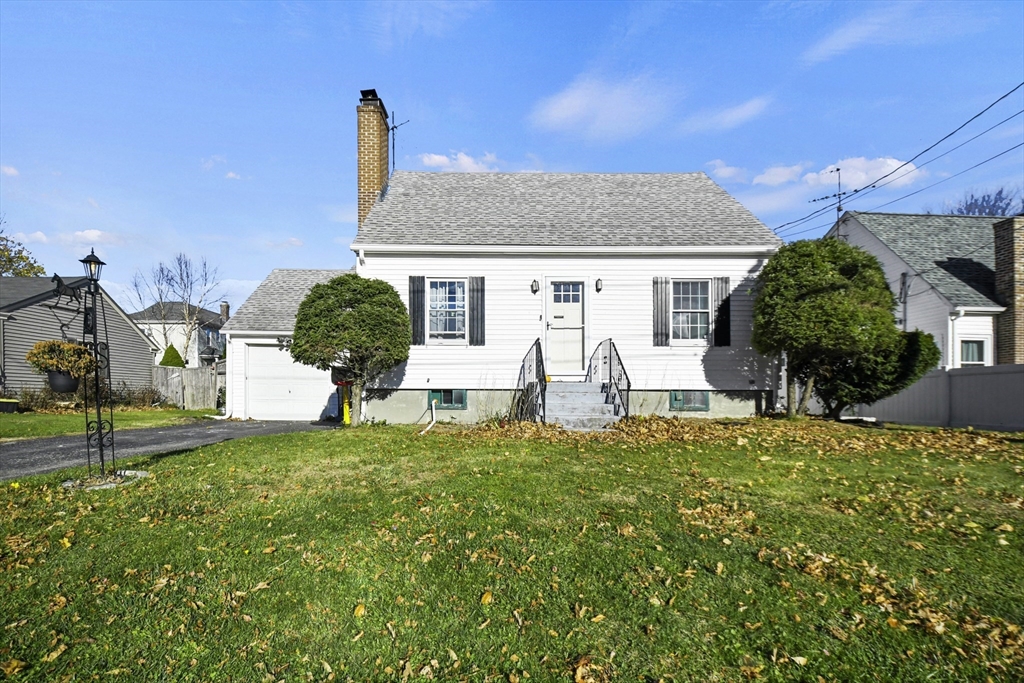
[809,167,848,223]
[389,112,409,176]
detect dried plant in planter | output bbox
[25,340,97,378]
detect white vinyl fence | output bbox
[858,365,1024,432]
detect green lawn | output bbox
[1,418,1021,681]
[0,409,217,440]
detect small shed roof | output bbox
[221,269,351,333]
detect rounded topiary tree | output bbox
[159,344,186,368]
[753,238,938,418]
[290,273,410,426]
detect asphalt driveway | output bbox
[0,420,331,481]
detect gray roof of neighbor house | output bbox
[221,269,351,333]
[129,302,224,329]
[1,276,89,312]
[845,211,1005,308]
[352,171,782,248]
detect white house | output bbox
[130,302,229,367]
[826,212,1018,369]
[223,90,783,425]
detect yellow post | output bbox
[342,385,351,425]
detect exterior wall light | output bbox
[531,280,540,294]
[595,279,603,292]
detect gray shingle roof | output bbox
[1,276,89,312]
[848,211,1004,308]
[129,302,224,329]
[352,171,781,248]
[221,269,351,333]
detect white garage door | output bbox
[245,344,333,421]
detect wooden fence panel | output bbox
[153,366,217,410]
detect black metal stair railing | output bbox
[511,338,546,422]
[585,338,631,418]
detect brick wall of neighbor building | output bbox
[357,90,390,228]
[994,216,1024,364]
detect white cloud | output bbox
[201,155,226,170]
[1,165,19,176]
[753,163,811,187]
[225,171,242,180]
[87,197,100,208]
[802,157,924,190]
[59,229,123,246]
[418,151,499,172]
[13,231,49,244]
[530,74,672,143]
[679,96,771,134]
[706,159,747,183]
[802,3,987,65]
[368,1,484,49]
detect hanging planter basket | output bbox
[47,370,80,394]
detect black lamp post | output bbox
[79,249,115,476]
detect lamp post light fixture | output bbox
[595,279,603,293]
[78,249,115,477]
[530,279,540,294]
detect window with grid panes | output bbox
[671,280,710,341]
[428,279,466,341]
[553,282,582,303]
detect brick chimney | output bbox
[994,216,1024,364]
[357,89,390,228]
[220,301,230,324]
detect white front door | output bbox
[546,281,585,375]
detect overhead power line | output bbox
[772,81,1024,234]
[776,108,1024,237]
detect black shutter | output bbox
[653,277,669,347]
[713,276,731,347]
[469,276,485,346]
[409,276,425,346]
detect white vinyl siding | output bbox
[952,315,994,368]
[357,252,771,392]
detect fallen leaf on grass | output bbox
[41,643,66,663]
[590,614,606,623]
[716,562,725,575]
[995,524,1014,532]
[478,618,490,629]
[59,538,71,549]
[1,660,27,675]
[351,631,363,642]
[353,604,366,618]
[252,582,271,592]
[789,656,807,666]
[481,591,493,605]
[262,547,276,554]
[906,541,925,550]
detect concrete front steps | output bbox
[546,381,620,431]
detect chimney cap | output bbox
[359,89,388,118]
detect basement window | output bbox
[669,390,710,412]
[428,389,467,410]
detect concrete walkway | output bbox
[0,420,331,481]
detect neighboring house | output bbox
[225,90,783,423]
[826,212,1023,369]
[221,269,349,420]
[0,276,159,394]
[130,301,230,367]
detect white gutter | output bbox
[954,306,1006,314]
[349,244,780,256]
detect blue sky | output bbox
[2,1,1022,311]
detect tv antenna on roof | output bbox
[390,112,409,175]
[809,167,848,222]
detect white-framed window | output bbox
[553,282,582,303]
[671,279,710,342]
[960,339,986,367]
[428,279,467,342]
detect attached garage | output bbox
[222,269,349,421]
[244,343,333,421]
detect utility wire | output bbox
[772,81,1024,234]
[780,141,1024,239]
[776,108,1024,236]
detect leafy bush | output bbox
[159,344,186,367]
[25,340,97,378]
